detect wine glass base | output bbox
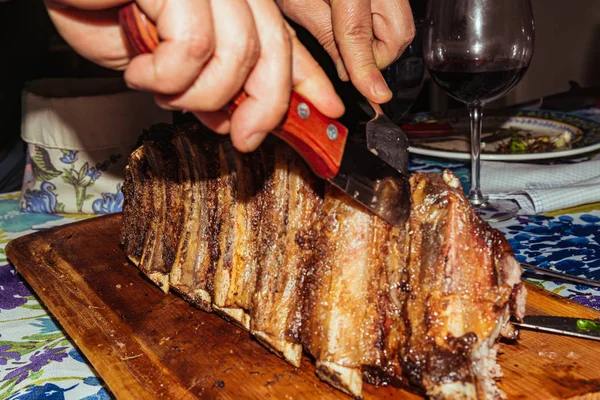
[471,199,519,223]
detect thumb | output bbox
[330,0,392,103]
[277,0,348,80]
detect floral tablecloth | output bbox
[1,157,600,398]
[0,193,107,400]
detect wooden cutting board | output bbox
[6,214,600,399]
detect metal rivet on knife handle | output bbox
[118,2,349,180]
[327,125,339,140]
[297,103,310,119]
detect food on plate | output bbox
[121,123,526,399]
[490,128,573,154]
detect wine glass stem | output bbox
[468,105,487,206]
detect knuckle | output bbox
[183,30,215,61]
[395,23,416,56]
[342,23,373,42]
[271,22,292,50]
[402,22,416,45]
[232,34,261,69]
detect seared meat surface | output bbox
[403,171,525,399]
[121,124,525,399]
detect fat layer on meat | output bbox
[300,185,390,398]
[251,144,322,367]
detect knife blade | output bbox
[512,316,600,342]
[522,263,600,289]
[289,28,412,177]
[365,103,410,176]
[118,3,411,226]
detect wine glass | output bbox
[382,18,425,124]
[423,0,535,221]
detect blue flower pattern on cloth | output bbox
[0,200,62,234]
[494,214,600,311]
[3,137,600,398]
[21,182,60,214]
[4,348,69,385]
[0,196,104,399]
[92,185,124,215]
[6,383,77,400]
[59,151,78,165]
[20,144,125,215]
[85,168,101,182]
[0,264,30,310]
[29,318,60,335]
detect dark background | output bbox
[1,0,599,192]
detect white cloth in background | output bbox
[481,159,600,214]
[19,78,172,214]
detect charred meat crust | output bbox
[121,125,525,400]
[401,172,525,399]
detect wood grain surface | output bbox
[6,214,600,399]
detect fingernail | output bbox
[126,81,141,91]
[244,131,268,152]
[374,78,392,101]
[159,103,177,111]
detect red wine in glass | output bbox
[424,0,534,222]
[428,59,528,105]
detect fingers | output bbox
[330,0,392,103]
[44,0,130,69]
[199,6,344,153]
[124,0,215,95]
[192,111,231,134]
[371,0,415,69]
[226,0,291,152]
[287,23,345,120]
[277,0,348,80]
[153,0,260,114]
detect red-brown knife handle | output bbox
[118,3,348,179]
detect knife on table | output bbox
[118,4,411,226]
[522,263,600,289]
[512,316,600,342]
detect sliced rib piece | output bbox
[250,144,322,368]
[300,186,388,398]
[121,147,147,268]
[401,170,525,400]
[212,142,265,329]
[130,141,170,289]
[363,223,410,388]
[167,135,219,311]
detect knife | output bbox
[512,315,600,342]
[118,4,411,226]
[522,263,600,289]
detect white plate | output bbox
[408,110,600,161]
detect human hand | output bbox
[278,0,415,104]
[44,0,345,152]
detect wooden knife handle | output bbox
[119,3,348,179]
